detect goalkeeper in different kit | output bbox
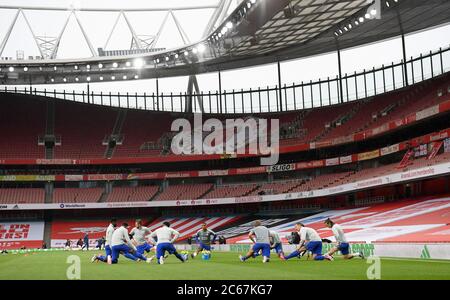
[190,223,217,259]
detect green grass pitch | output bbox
[0,251,449,280]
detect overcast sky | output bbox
[1,0,450,102]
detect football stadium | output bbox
[1,0,450,283]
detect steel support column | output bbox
[397,8,409,86]
[219,70,223,113]
[0,9,20,57]
[156,78,160,111]
[401,32,409,86]
[277,61,283,111]
[336,43,344,104]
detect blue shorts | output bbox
[272,243,283,254]
[156,243,177,259]
[306,241,323,255]
[136,243,153,255]
[198,242,211,251]
[111,244,134,263]
[252,243,271,258]
[105,245,112,257]
[338,243,350,255]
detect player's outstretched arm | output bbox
[170,228,180,243]
[122,228,137,251]
[297,239,306,250]
[248,232,256,243]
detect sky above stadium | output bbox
[0,0,449,97]
[0,0,225,58]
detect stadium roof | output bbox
[1,0,450,85]
[190,0,450,73]
[223,0,369,57]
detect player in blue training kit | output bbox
[324,218,364,260]
[239,220,271,263]
[130,219,154,256]
[108,222,150,264]
[91,218,116,263]
[191,223,217,259]
[149,221,187,265]
[284,223,333,261]
[253,230,285,260]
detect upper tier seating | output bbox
[319,91,411,140]
[0,76,448,159]
[113,111,173,158]
[204,183,259,199]
[54,102,117,159]
[53,188,103,203]
[279,104,351,145]
[0,188,45,204]
[283,77,450,144]
[0,96,46,158]
[365,82,450,131]
[253,179,307,195]
[105,186,159,202]
[155,183,213,201]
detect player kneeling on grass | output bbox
[191,223,217,259]
[130,219,157,261]
[324,218,364,260]
[149,222,188,265]
[253,230,285,260]
[92,218,117,263]
[284,223,333,261]
[239,220,271,263]
[108,222,151,264]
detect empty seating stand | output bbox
[0,95,46,158]
[0,188,45,204]
[255,179,306,195]
[113,111,173,158]
[155,184,213,201]
[204,183,259,199]
[53,101,117,159]
[0,77,448,159]
[0,152,448,204]
[53,188,103,203]
[105,186,159,202]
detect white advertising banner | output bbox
[340,155,353,164]
[372,243,450,260]
[266,163,295,173]
[325,158,339,166]
[416,105,440,121]
[381,144,400,156]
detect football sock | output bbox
[285,250,300,260]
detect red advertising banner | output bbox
[0,222,44,250]
[50,220,133,248]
